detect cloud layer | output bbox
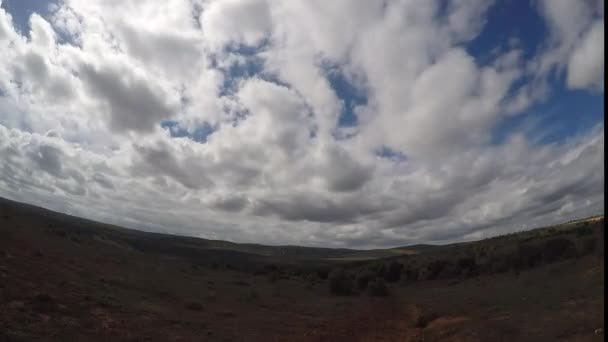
[0,0,604,248]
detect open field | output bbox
[0,197,604,341]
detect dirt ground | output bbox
[0,200,604,341]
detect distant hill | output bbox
[0,196,433,265]
[0,196,601,267]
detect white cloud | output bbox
[567,19,604,91]
[201,0,271,50]
[535,0,604,92]
[0,0,603,248]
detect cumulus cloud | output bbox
[535,0,604,91]
[567,19,604,90]
[0,0,603,248]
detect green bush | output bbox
[456,256,478,276]
[426,260,448,280]
[367,278,389,296]
[514,244,543,269]
[328,269,353,295]
[383,261,403,282]
[578,236,597,256]
[185,302,203,311]
[485,256,511,273]
[542,238,576,263]
[317,268,330,280]
[355,270,376,291]
[576,226,594,237]
[403,267,419,282]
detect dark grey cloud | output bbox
[324,146,373,192]
[132,141,214,190]
[80,63,176,133]
[380,193,462,229]
[27,144,63,178]
[92,173,114,190]
[23,51,48,83]
[210,194,249,212]
[251,192,395,224]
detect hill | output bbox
[0,196,604,341]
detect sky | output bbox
[0,0,604,249]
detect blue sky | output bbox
[1,0,55,35]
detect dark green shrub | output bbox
[579,237,597,256]
[542,238,576,263]
[367,278,389,296]
[268,272,280,283]
[356,270,376,291]
[403,268,419,282]
[371,263,387,279]
[31,293,57,313]
[426,260,448,280]
[328,269,353,295]
[456,257,477,275]
[265,264,278,272]
[185,302,203,311]
[485,256,511,273]
[384,261,403,282]
[317,268,330,280]
[514,244,543,269]
[576,226,593,237]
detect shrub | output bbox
[367,278,389,296]
[31,293,57,313]
[579,237,597,256]
[371,263,386,279]
[317,268,330,280]
[384,261,403,282]
[356,270,376,291]
[485,256,511,273]
[268,272,279,283]
[328,269,353,295]
[513,244,543,269]
[185,302,204,311]
[426,260,448,280]
[305,274,317,289]
[576,226,594,237]
[456,257,477,276]
[542,238,576,263]
[403,268,419,282]
[265,264,278,273]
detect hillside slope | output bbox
[0,197,604,341]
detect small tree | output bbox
[542,238,576,263]
[426,259,448,280]
[514,244,542,269]
[356,270,376,291]
[384,261,403,282]
[403,267,419,282]
[367,278,389,296]
[328,269,353,295]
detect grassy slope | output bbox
[0,197,430,263]
[0,196,604,341]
